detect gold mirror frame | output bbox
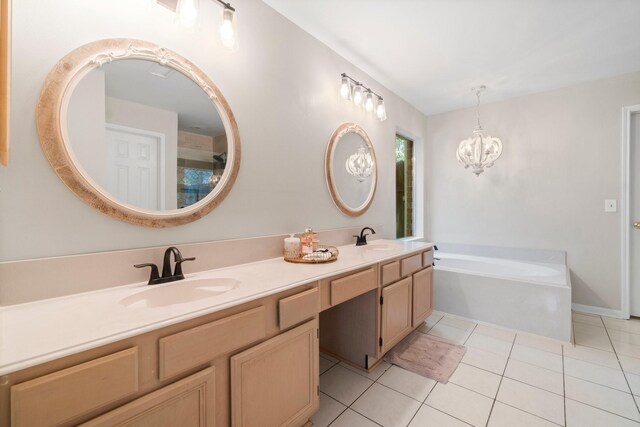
[36,39,240,227]
[325,123,377,217]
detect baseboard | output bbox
[572,303,625,319]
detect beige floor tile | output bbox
[474,324,516,342]
[515,333,563,355]
[563,343,620,369]
[572,312,604,327]
[377,365,437,401]
[425,382,493,427]
[496,378,565,425]
[488,402,559,427]
[410,405,471,427]
[320,352,340,363]
[462,346,508,375]
[449,363,502,398]
[566,398,640,427]
[564,357,628,392]
[603,317,640,335]
[319,364,373,406]
[310,393,346,427]
[625,372,640,396]
[573,323,614,352]
[509,344,563,373]
[610,329,640,346]
[330,409,379,427]
[620,355,640,375]
[613,340,640,359]
[340,360,391,381]
[320,356,335,375]
[564,375,640,421]
[428,323,474,344]
[465,333,513,357]
[352,383,421,427]
[439,316,477,330]
[504,359,564,395]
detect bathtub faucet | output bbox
[354,227,376,246]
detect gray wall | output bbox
[0,0,427,261]
[425,72,640,311]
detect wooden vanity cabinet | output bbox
[412,266,433,327]
[380,277,413,354]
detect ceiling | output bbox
[263,0,640,115]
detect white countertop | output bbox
[0,239,432,375]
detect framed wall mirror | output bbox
[325,123,377,216]
[36,38,240,227]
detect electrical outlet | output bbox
[605,199,617,213]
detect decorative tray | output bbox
[284,245,339,264]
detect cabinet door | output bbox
[231,318,319,427]
[412,267,433,327]
[380,277,413,354]
[82,367,215,427]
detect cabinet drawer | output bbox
[81,367,215,427]
[400,253,422,277]
[423,250,434,267]
[159,306,266,380]
[279,287,319,330]
[330,267,376,306]
[381,261,400,286]
[11,347,138,427]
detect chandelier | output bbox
[456,86,503,176]
[346,144,374,182]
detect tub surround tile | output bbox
[449,363,502,398]
[425,382,493,426]
[509,344,563,373]
[488,402,559,427]
[410,405,472,427]
[564,376,640,421]
[377,365,437,401]
[563,357,628,392]
[352,383,421,427]
[504,359,564,395]
[310,393,346,427]
[565,398,640,427]
[496,378,565,425]
[462,347,509,375]
[320,364,374,406]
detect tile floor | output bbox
[312,311,640,426]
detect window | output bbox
[396,134,414,238]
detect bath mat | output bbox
[383,331,466,383]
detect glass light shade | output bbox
[345,145,374,182]
[456,128,503,176]
[353,84,364,105]
[375,97,387,121]
[220,8,238,51]
[176,0,199,28]
[364,91,374,112]
[340,76,351,100]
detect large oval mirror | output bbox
[325,123,377,216]
[37,39,240,227]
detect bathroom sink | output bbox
[120,277,240,308]
[364,243,401,251]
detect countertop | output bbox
[0,239,432,376]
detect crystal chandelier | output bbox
[346,144,374,182]
[456,86,503,176]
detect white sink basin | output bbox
[120,277,240,308]
[364,243,401,251]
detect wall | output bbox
[0,0,426,262]
[425,71,640,311]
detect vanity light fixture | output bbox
[174,0,238,51]
[339,73,387,121]
[456,86,503,176]
[346,144,374,182]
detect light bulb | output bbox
[340,76,351,100]
[220,7,238,51]
[176,0,199,29]
[353,84,364,105]
[376,97,387,121]
[365,91,374,112]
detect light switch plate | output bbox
[605,199,617,212]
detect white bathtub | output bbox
[433,244,572,341]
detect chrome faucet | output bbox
[353,227,376,246]
[134,246,196,285]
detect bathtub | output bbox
[433,244,571,341]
